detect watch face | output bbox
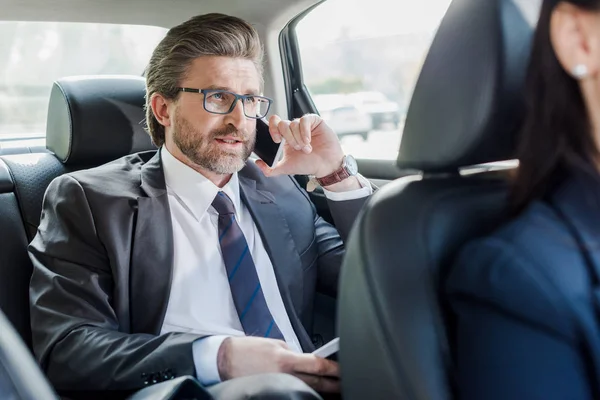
[344,155,359,175]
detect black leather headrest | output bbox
[46,75,156,165]
[398,0,536,171]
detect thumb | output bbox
[255,158,292,178]
[303,113,323,131]
[292,354,340,378]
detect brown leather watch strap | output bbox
[315,166,351,187]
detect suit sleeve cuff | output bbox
[192,335,229,386]
[322,174,373,201]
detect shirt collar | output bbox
[160,146,242,221]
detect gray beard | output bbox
[172,117,255,175]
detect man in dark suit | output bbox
[28,13,371,400]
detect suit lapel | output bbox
[130,151,174,335]
[238,174,314,351]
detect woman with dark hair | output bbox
[447,1,600,399]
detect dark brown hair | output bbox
[144,13,263,146]
[511,0,600,212]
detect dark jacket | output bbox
[29,150,368,395]
[447,169,600,399]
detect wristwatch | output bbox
[315,155,358,187]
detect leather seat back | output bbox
[338,0,537,399]
[0,160,33,347]
[0,309,56,399]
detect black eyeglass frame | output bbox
[177,87,273,119]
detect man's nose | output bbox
[224,99,247,129]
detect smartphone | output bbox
[254,117,284,167]
[270,138,286,168]
[312,337,339,360]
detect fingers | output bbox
[299,117,312,146]
[295,373,341,394]
[292,354,340,378]
[268,115,283,143]
[280,119,303,152]
[270,114,313,154]
[290,119,312,153]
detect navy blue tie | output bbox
[212,191,285,339]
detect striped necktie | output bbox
[211,191,285,339]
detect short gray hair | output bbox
[144,13,264,146]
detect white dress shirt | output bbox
[159,146,371,385]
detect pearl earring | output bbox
[572,64,589,80]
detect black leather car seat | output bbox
[337,0,536,399]
[0,309,56,400]
[0,159,35,349]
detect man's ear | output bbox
[551,2,600,78]
[150,93,174,128]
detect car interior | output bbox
[0,0,540,399]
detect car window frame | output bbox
[279,2,416,183]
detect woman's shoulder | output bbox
[446,199,592,337]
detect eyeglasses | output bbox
[177,88,273,119]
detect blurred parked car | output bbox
[349,91,401,130]
[313,94,373,140]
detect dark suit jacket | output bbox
[447,169,600,400]
[28,150,368,395]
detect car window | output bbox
[296,0,452,160]
[0,22,167,145]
